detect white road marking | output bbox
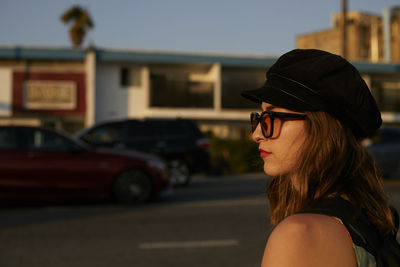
[138,239,240,249]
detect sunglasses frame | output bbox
[251,110,307,138]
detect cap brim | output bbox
[241,85,317,111]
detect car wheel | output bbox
[112,169,152,204]
[169,159,191,186]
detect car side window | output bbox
[162,121,187,137]
[123,121,162,138]
[21,128,75,151]
[371,128,400,144]
[381,129,400,143]
[83,124,121,143]
[0,128,18,149]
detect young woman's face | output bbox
[252,102,308,176]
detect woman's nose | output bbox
[252,123,264,143]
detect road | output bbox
[0,173,399,267]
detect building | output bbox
[297,6,400,63]
[0,46,400,139]
[0,46,90,132]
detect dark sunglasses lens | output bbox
[261,113,271,137]
[250,113,259,132]
[251,112,272,137]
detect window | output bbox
[0,128,18,149]
[21,128,74,151]
[221,67,265,109]
[149,66,214,108]
[371,128,400,144]
[162,121,187,137]
[83,124,122,143]
[120,68,129,86]
[382,87,400,112]
[120,67,142,87]
[373,80,400,112]
[123,121,162,138]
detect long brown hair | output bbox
[267,111,395,234]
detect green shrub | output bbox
[209,137,263,175]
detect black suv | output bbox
[76,118,210,186]
[365,126,400,179]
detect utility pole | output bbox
[342,0,348,58]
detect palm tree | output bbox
[61,5,94,48]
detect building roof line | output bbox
[0,45,399,72]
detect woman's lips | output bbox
[259,148,271,158]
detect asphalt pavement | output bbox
[0,173,399,267]
[0,173,270,267]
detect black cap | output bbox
[241,49,382,139]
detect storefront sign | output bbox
[24,80,77,110]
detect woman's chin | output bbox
[263,164,276,176]
[263,160,293,177]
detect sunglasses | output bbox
[251,110,307,138]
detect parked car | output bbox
[0,125,170,203]
[365,126,400,179]
[76,118,211,186]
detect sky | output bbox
[0,0,399,57]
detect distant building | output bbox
[297,7,400,63]
[0,46,399,138]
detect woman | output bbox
[241,49,397,267]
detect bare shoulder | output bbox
[261,213,357,267]
[273,213,348,238]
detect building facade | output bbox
[0,47,93,133]
[297,7,400,63]
[0,46,400,138]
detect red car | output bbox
[0,125,170,203]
